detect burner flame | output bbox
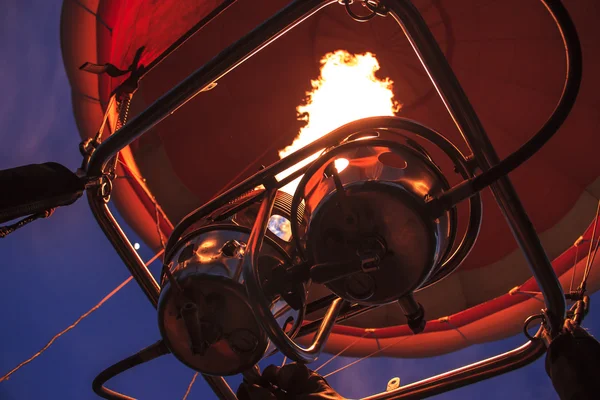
[277,50,400,194]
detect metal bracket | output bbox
[80,46,145,95]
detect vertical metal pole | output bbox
[385,0,565,330]
[88,195,161,307]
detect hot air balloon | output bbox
[1,0,592,397]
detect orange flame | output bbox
[277,50,400,195]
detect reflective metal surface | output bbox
[243,189,345,363]
[159,226,300,375]
[298,142,453,305]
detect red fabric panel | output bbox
[109,0,226,71]
[144,0,600,271]
[97,0,120,106]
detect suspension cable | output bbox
[438,317,471,344]
[0,250,164,383]
[569,242,581,293]
[323,337,409,379]
[578,200,600,293]
[182,372,199,400]
[580,238,600,293]
[314,331,371,373]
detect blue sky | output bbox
[1,1,599,399]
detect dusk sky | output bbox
[1,1,599,399]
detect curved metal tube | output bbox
[93,341,169,399]
[167,117,482,269]
[243,189,344,363]
[286,132,481,289]
[434,0,582,209]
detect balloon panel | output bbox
[62,0,600,356]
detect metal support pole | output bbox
[88,193,161,307]
[385,0,566,331]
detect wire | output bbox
[569,244,581,293]
[314,331,370,373]
[93,340,170,400]
[439,318,471,344]
[581,238,600,293]
[579,201,600,293]
[182,372,199,400]
[323,336,409,378]
[0,250,164,383]
[155,202,167,250]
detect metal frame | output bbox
[243,188,347,363]
[84,0,580,398]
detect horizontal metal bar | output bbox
[361,337,546,399]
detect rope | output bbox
[439,317,470,344]
[0,209,55,238]
[569,244,581,293]
[508,287,545,304]
[155,203,166,250]
[0,250,164,383]
[182,372,199,400]
[581,238,600,293]
[579,200,600,293]
[314,331,370,373]
[322,336,409,379]
[93,95,117,144]
[281,356,287,367]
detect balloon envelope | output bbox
[61,0,600,357]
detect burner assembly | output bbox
[73,0,582,397]
[293,139,454,308]
[158,191,306,375]
[158,118,482,367]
